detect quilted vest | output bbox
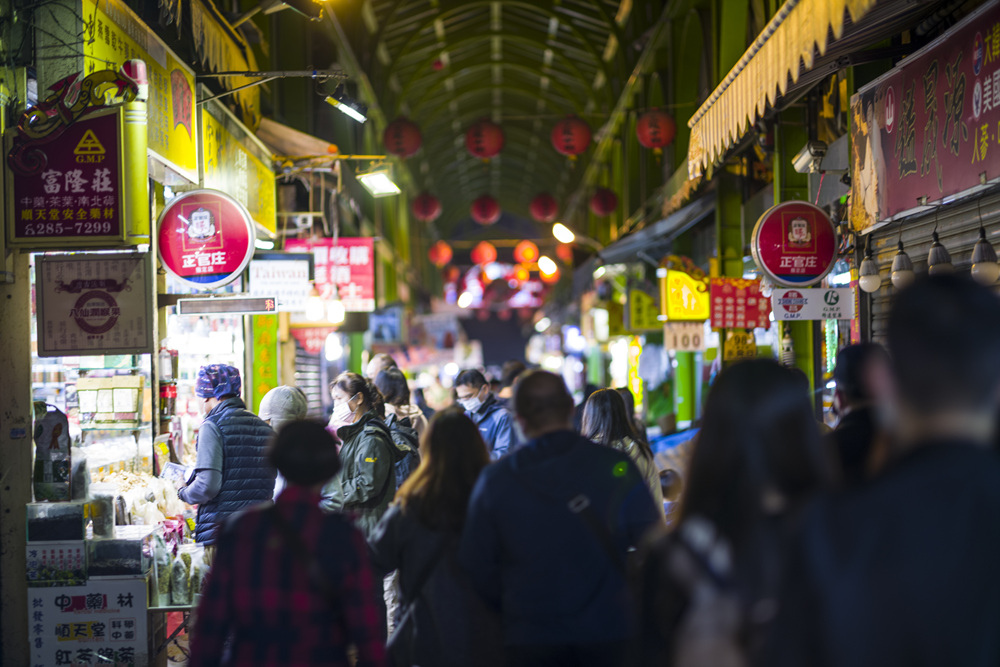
[195,397,276,545]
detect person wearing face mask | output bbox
[178,364,276,547]
[454,369,516,460]
[320,371,396,539]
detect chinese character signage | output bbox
[201,100,276,234]
[83,0,199,184]
[6,108,126,247]
[156,189,256,290]
[771,287,855,321]
[290,326,335,355]
[28,575,148,666]
[285,238,376,312]
[35,253,153,357]
[628,289,662,332]
[248,258,311,311]
[709,278,772,329]
[751,201,837,287]
[660,270,711,320]
[850,1,1000,231]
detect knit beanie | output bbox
[194,364,242,399]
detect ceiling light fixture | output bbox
[357,166,401,198]
[858,237,882,293]
[325,84,367,124]
[890,238,915,289]
[537,255,558,276]
[971,200,999,285]
[552,222,576,244]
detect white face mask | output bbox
[331,393,359,425]
[458,394,483,413]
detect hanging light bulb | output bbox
[326,286,346,324]
[971,226,1000,285]
[858,239,881,293]
[926,230,953,275]
[890,240,915,289]
[759,275,774,298]
[305,285,325,321]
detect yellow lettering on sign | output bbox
[663,270,710,321]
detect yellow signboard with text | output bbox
[83,0,198,183]
[662,270,710,321]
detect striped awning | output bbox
[687,0,877,178]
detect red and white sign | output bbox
[156,189,255,290]
[290,327,335,355]
[285,238,376,312]
[750,201,837,287]
[709,278,772,329]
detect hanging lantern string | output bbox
[814,171,826,206]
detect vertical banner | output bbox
[251,314,279,413]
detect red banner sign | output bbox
[6,108,125,246]
[709,278,772,329]
[285,238,376,312]
[156,189,255,290]
[290,327,334,355]
[850,1,1000,230]
[751,201,837,287]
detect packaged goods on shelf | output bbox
[87,525,154,577]
[26,502,89,542]
[32,403,72,502]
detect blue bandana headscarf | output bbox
[195,364,242,399]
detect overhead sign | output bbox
[723,329,758,361]
[6,107,126,247]
[664,321,706,351]
[176,295,277,315]
[772,287,855,321]
[35,253,152,357]
[751,201,837,287]
[628,289,661,332]
[248,257,311,311]
[661,270,710,321]
[286,238,376,312]
[849,0,1000,231]
[709,278,772,329]
[156,189,256,290]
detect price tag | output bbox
[664,322,706,352]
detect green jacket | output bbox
[320,412,396,538]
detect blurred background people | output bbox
[178,364,275,547]
[828,343,890,485]
[370,407,502,667]
[454,369,515,460]
[615,387,647,445]
[633,359,830,666]
[374,368,422,490]
[189,420,386,667]
[366,352,428,436]
[258,385,309,498]
[582,388,664,520]
[496,360,526,409]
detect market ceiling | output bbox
[326,0,665,240]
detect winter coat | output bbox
[386,402,429,438]
[466,394,515,460]
[320,412,396,538]
[384,412,421,490]
[196,397,276,545]
[610,436,666,520]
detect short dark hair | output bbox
[513,370,574,431]
[269,420,341,486]
[833,343,888,403]
[374,367,410,407]
[501,360,527,388]
[330,371,385,418]
[455,369,488,389]
[888,274,1000,412]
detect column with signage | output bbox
[659,257,710,428]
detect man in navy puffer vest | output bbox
[178,364,275,546]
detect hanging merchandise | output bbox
[383,117,422,158]
[589,188,619,217]
[428,240,453,267]
[471,195,501,225]
[636,109,677,152]
[412,192,442,223]
[513,240,540,264]
[465,119,504,160]
[470,241,497,266]
[529,193,559,223]
[551,116,592,157]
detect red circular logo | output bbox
[776,290,806,313]
[71,291,120,334]
[156,189,255,290]
[751,201,837,288]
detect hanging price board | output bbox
[664,322,706,352]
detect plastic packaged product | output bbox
[153,529,173,605]
[189,547,209,597]
[89,483,117,538]
[32,402,71,502]
[70,448,89,501]
[26,502,88,541]
[170,548,192,606]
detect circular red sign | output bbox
[71,291,120,334]
[777,290,806,313]
[751,201,837,287]
[156,189,256,290]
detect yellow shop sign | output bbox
[661,269,710,321]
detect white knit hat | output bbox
[258,386,308,432]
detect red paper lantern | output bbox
[471,241,498,265]
[466,120,505,160]
[529,193,559,223]
[512,265,531,282]
[443,265,460,283]
[636,109,677,150]
[551,116,592,157]
[383,117,422,158]
[589,188,619,217]
[411,192,441,223]
[471,195,501,225]
[540,267,561,284]
[428,240,453,267]
[513,240,540,265]
[556,243,574,263]
[476,308,491,321]
[498,309,512,321]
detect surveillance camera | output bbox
[792,140,828,174]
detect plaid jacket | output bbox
[189,485,386,667]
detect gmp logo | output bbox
[823,290,840,306]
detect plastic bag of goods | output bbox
[89,482,117,538]
[70,447,90,501]
[32,402,72,502]
[189,546,210,598]
[170,544,197,606]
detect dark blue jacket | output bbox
[458,429,660,646]
[196,397,276,545]
[467,394,515,460]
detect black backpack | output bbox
[385,413,421,489]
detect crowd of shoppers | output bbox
[185,274,1000,667]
